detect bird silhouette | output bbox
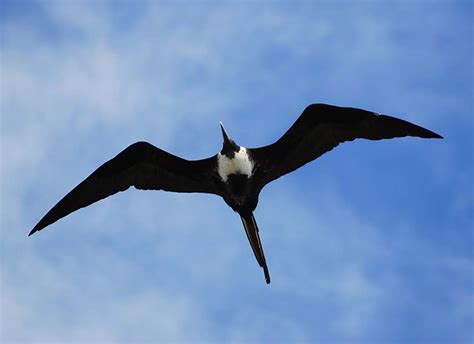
[29,103,442,284]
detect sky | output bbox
[1,0,473,343]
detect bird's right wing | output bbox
[30,141,219,235]
[250,103,442,189]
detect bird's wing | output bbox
[29,141,219,235]
[250,103,442,188]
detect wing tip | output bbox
[422,130,443,139]
[28,226,39,236]
[28,221,45,236]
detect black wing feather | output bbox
[29,141,218,235]
[251,103,442,187]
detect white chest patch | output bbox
[217,147,253,182]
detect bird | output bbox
[29,103,442,284]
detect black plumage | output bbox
[29,103,442,284]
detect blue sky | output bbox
[1,1,472,343]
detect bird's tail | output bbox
[240,212,270,284]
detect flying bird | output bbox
[29,103,442,284]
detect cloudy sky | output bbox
[1,1,473,343]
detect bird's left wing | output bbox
[29,141,219,235]
[250,103,442,189]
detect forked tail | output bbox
[240,212,270,284]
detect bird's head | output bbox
[220,122,240,158]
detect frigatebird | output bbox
[29,103,442,284]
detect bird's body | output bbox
[29,103,442,284]
[217,146,259,212]
[217,147,253,182]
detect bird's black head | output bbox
[220,122,240,158]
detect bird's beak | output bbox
[220,122,232,146]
